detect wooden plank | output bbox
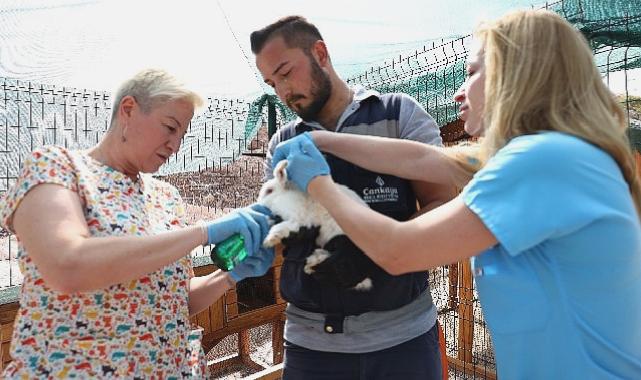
[457,259,474,363]
[244,363,284,380]
[438,322,449,380]
[193,264,215,277]
[2,342,11,364]
[225,304,286,332]
[1,323,13,344]
[271,319,285,364]
[194,308,211,333]
[447,356,497,380]
[272,246,285,304]
[239,330,264,372]
[0,302,19,325]
[273,267,284,305]
[226,301,239,319]
[209,297,225,332]
[447,263,459,310]
[239,329,252,358]
[201,304,286,346]
[273,245,284,266]
[0,316,14,370]
[226,289,238,304]
[226,286,239,319]
[201,298,226,353]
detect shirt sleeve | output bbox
[461,133,616,256]
[168,185,188,227]
[0,145,78,233]
[163,183,197,279]
[264,121,299,181]
[263,133,280,181]
[398,94,443,146]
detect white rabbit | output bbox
[258,160,372,291]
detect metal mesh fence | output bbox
[340,0,641,150]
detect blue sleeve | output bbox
[461,133,622,256]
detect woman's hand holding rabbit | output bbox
[272,132,330,192]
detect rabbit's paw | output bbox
[352,277,373,291]
[304,248,331,274]
[263,223,293,247]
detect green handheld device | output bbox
[210,234,248,271]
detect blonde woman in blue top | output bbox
[270,9,641,379]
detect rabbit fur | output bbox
[258,160,372,291]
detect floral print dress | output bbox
[0,145,207,379]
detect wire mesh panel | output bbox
[346,36,471,129]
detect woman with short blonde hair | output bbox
[1,68,274,378]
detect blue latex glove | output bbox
[271,132,330,192]
[205,204,272,255]
[229,245,275,282]
[229,204,275,282]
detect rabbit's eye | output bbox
[265,188,273,195]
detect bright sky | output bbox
[0,0,638,98]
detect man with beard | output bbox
[251,16,453,380]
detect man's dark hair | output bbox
[250,16,324,55]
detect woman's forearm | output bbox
[13,184,208,293]
[188,270,235,316]
[308,176,492,274]
[311,131,458,185]
[59,227,204,293]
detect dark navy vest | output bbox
[278,93,429,317]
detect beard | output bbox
[286,57,332,122]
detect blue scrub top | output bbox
[462,132,641,379]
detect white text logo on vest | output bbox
[363,176,399,203]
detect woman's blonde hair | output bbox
[110,69,204,127]
[450,9,641,214]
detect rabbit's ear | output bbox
[274,160,288,182]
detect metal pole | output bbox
[267,97,277,139]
